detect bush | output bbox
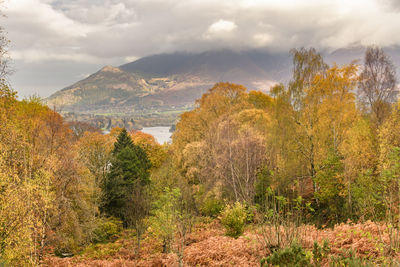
[261,243,311,267]
[220,202,247,238]
[312,240,330,267]
[82,242,122,260]
[92,217,123,243]
[245,204,257,223]
[330,249,373,267]
[201,196,224,217]
[195,186,224,217]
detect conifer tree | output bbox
[112,128,134,154]
[101,128,151,225]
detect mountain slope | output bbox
[46,49,291,118]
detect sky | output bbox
[3,0,400,98]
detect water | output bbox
[141,126,172,144]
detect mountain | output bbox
[46,50,290,116]
[46,47,400,129]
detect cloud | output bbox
[124,56,139,62]
[6,0,400,62]
[253,33,274,47]
[207,20,237,34]
[10,49,100,63]
[3,0,400,97]
[379,0,400,11]
[203,19,237,40]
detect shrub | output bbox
[245,204,257,223]
[195,186,224,217]
[261,243,311,267]
[201,196,224,217]
[92,217,123,243]
[82,242,123,259]
[312,240,330,267]
[330,249,373,267]
[220,202,247,238]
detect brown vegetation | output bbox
[43,220,400,266]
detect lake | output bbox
[141,126,172,144]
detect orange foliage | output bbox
[43,220,400,266]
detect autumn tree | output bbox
[69,121,101,140]
[340,118,380,220]
[0,10,11,81]
[172,82,249,168]
[149,186,193,266]
[359,46,397,126]
[289,47,328,111]
[287,48,328,194]
[378,102,400,221]
[77,131,114,183]
[0,89,102,263]
[174,83,270,204]
[130,130,168,169]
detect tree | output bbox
[112,128,134,154]
[287,48,328,194]
[289,47,328,111]
[150,187,180,253]
[340,118,379,220]
[0,92,102,263]
[68,121,101,140]
[130,130,168,169]
[359,46,397,126]
[314,152,346,223]
[379,103,400,223]
[149,186,192,266]
[0,11,11,82]
[76,131,114,185]
[101,128,151,226]
[172,82,249,168]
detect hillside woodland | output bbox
[2,47,400,266]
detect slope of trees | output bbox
[0,86,100,264]
[0,89,163,264]
[2,46,400,266]
[172,47,398,226]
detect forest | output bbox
[2,46,400,266]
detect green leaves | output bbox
[101,129,151,226]
[149,187,182,253]
[112,128,135,155]
[220,202,247,238]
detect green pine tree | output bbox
[112,128,134,154]
[101,128,151,225]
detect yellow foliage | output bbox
[130,130,168,169]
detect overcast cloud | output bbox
[3,0,400,97]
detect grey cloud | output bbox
[380,0,400,11]
[4,0,400,97]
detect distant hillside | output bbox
[46,47,400,129]
[47,50,291,114]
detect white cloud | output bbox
[124,56,139,62]
[203,19,237,40]
[207,19,237,34]
[6,0,91,38]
